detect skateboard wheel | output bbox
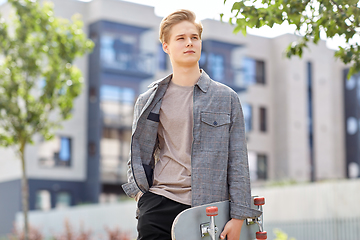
[256,231,267,239]
[206,206,218,216]
[254,197,265,206]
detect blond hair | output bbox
[159,9,203,44]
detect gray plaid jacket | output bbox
[122,70,261,219]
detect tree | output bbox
[222,0,360,78]
[0,0,94,239]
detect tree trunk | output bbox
[20,143,29,240]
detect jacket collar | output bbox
[147,69,211,93]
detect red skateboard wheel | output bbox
[254,197,265,206]
[206,206,218,216]
[256,231,267,239]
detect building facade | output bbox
[0,0,355,236]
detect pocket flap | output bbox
[201,112,230,127]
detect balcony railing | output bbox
[101,156,127,184]
[101,51,155,77]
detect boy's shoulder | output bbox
[207,78,240,101]
[139,70,238,101]
[137,74,172,101]
[147,73,172,89]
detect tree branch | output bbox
[328,0,356,25]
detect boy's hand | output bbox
[134,191,144,202]
[220,218,244,240]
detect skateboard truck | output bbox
[201,206,219,239]
[246,196,267,239]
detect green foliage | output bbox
[0,0,94,150]
[273,229,296,240]
[224,0,360,78]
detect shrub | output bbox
[7,220,132,240]
[7,224,43,240]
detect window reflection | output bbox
[100,85,135,183]
[257,154,267,180]
[36,190,51,210]
[248,152,268,181]
[56,192,72,209]
[242,103,252,132]
[38,136,72,167]
[259,107,267,132]
[208,53,224,82]
[100,33,154,75]
[100,85,135,127]
[243,58,265,85]
[158,44,167,71]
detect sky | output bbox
[0,0,357,50]
[119,0,355,51]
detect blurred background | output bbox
[0,0,359,239]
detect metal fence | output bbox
[266,217,360,240]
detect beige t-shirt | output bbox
[149,80,194,205]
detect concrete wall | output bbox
[15,179,360,238]
[0,148,21,182]
[252,179,360,222]
[16,200,138,239]
[0,180,21,237]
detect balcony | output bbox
[100,100,133,129]
[100,34,155,78]
[100,138,129,184]
[101,52,155,78]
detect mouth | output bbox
[184,50,195,54]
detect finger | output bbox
[220,227,229,239]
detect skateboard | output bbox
[171,196,266,240]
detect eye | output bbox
[177,37,184,40]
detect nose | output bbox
[186,37,193,47]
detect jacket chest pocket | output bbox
[200,112,231,152]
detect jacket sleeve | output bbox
[121,95,144,198]
[228,92,262,219]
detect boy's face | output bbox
[163,21,202,68]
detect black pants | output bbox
[137,191,191,240]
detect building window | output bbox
[38,136,72,167]
[242,103,252,132]
[257,154,267,180]
[99,193,120,204]
[100,32,154,75]
[259,107,267,132]
[100,127,131,183]
[158,44,167,71]
[208,53,225,82]
[100,86,135,183]
[56,192,72,209]
[307,61,315,182]
[100,85,135,128]
[35,190,51,210]
[243,58,266,85]
[101,34,136,70]
[248,152,267,181]
[343,70,360,179]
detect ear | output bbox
[163,42,170,55]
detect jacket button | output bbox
[213,121,218,126]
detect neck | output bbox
[171,64,201,86]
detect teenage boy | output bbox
[122,9,259,240]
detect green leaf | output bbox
[233,24,243,34]
[231,2,241,12]
[223,0,360,73]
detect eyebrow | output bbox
[175,33,199,38]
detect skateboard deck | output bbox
[171,197,264,240]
